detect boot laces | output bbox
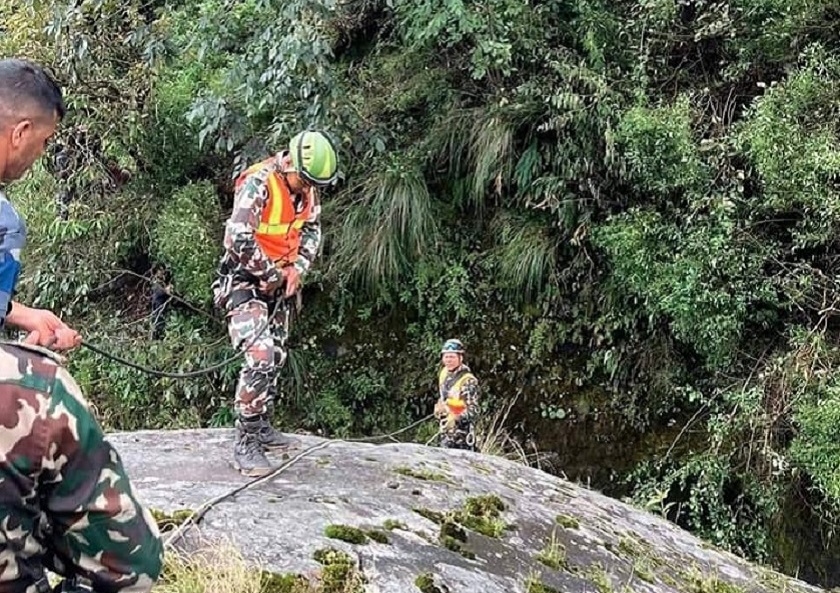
[238,430,263,456]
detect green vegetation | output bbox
[324,524,390,545]
[688,572,746,593]
[150,508,194,533]
[587,564,613,593]
[458,495,508,538]
[525,577,561,593]
[323,525,368,545]
[555,515,580,530]
[260,572,311,593]
[413,508,445,525]
[414,573,443,593]
[366,530,390,545]
[7,0,840,583]
[312,549,365,593]
[382,519,407,531]
[536,531,566,571]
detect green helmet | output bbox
[289,130,339,187]
[441,339,465,354]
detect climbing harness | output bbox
[163,413,435,549]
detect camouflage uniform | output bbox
[0,340,163,593]
[438,364,479,450]
[212,154,321,418]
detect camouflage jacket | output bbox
[213,154,322,306]
[0,341,163,593]
[438,364,480,425]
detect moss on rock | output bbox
[313,548,365,593]
[150,508,194,533]
[324,524,369,545]
[415,572,444,593]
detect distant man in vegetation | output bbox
[212,130,338,477]
[0,58,163,593]
[434,338,480,451]
[0,58,81,350]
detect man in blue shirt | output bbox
[0,58,80,351]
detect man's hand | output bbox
[7,302,82,351]
[444,414,457,431]
[280,266,300,298]
[258,270,286,296]
[434,400,447,419]
[258,279,282,295]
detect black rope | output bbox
[80,297,285,379]
[78,159,309,379]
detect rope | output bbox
[79,297,286,379]
[163,414,435,549]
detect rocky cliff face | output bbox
[109,428,822,593]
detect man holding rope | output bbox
[212,130,338,477]
[0,59,162,593]
[0,59,81,350]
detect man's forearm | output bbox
[5,300,28,329]
[295,221,322,274]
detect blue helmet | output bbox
[441,339,465,354]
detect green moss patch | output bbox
[526,578,560,593]
[688,572,746,593]
[458,495,508,538]
[394,466,449,482]
[313,548,365,593]
[324,524,391,545]
[536,532,566,571]
[555,514,579,529]
[413,496,511,560]
[383,519,407,531]
[260,571,311,593]
[440,534,476,559]
[324,524,369,544]
[415,573,443,593]
[150,508,194,533]
[367,530,390,544]
[413,508,446,524]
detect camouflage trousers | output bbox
[439,420,476,451]
[226,292,290,417]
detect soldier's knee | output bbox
[126,530,164,591]
[242,365,273,388]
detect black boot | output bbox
[236,407,291,451]
[233,416,273,477]
[261,401,291,451]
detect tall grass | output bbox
[331,162,438,295]
[491,211,559,303]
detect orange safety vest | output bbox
[438,367,475,416]
[237,158,312,265]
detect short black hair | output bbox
[0,59,65,122]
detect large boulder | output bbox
[109,428,819,593]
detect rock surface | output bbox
[109,428,821,593]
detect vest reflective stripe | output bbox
[438,367,475,399]
[256,173,307,235]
